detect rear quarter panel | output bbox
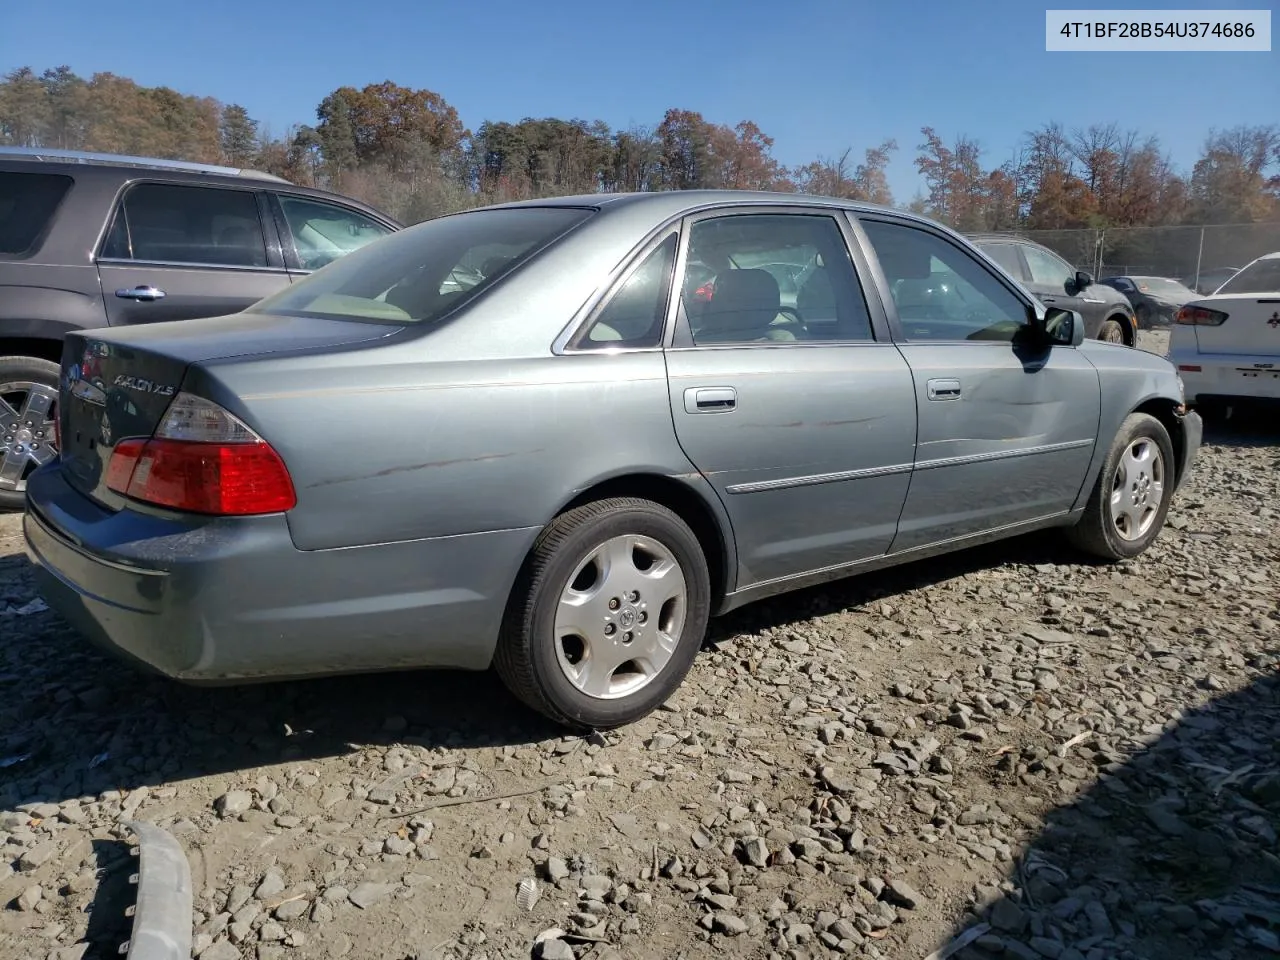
[0,166,120,338]
[1070,342,1185,510]
[184,348,710,553]
[0,276,107,338]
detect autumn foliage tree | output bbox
[794,140,897,204]
[1,64,1277,237]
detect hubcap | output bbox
[0,381,59,494]
[553,534,687,700]
[1109,437,1165,541]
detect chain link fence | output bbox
[981,222,1280,292]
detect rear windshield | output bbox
[1215,258,1280,295]
[249,206,593,325]
[1135,277,1195,298]
[0,171,73,256]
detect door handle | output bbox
[115,285,166,302]
[684,386,737,414]
[1040,296,1058,303]
[927,378,961,401]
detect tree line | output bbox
[2,65,1277,231]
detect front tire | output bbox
[0,356,61,512]
[1066,412,1175,561]
[494,497,712,730]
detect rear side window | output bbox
[250,206,592,325]
[101,183,268,268]
[0,172,73,256]
[573,233,678,349]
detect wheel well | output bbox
[1103,312,1137,346]
[1134,398,1185,482]
[0,337,64,366]
[558,474,732,605]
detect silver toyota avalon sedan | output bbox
[23,190,1202,730]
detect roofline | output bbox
[472,188,913,219]
[0,146,289,182]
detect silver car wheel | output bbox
[1109,437,1165,541]
[1101,321,1126,344]
[0,381,59,493]
[553,534,688,700]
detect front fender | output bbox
[1071,345,1185,511]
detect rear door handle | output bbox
[927,378,961,401]
[684,386,737,413]
[115,285,166,302]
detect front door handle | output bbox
[115,285,166,302]
[684,386,737,414]
[1040,296,1058,304]
[927,378,961,401]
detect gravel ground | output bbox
[2,330,1278,960]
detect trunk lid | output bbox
[57,313,398,506]
[1188,294,1280,356]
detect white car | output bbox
[1169,251,1280,410]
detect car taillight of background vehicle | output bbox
[104,393,296,515]
[693,280,715,301]
[1175,306,1228,326]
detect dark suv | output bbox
[968,234,1138,347]
[0,147,401,508]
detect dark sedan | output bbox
[1100,275,1199,329]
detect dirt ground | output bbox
[2,329,1278,960]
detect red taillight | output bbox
[693,280,715,301]
[1175,306,1227,326]
[1177,364,1202,373]
[104,393,296,516]
[105,438,145,492]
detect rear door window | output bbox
[976,241,1026,281]
[1021,244,1076,289]
[0,171,73,256]
[100,182,269,268]
[678,213,875,344]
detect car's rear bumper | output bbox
[1169,345,1280,403]
[23,463,538,682]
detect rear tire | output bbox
[494,497,711,731]
[1098,318,1128,345]
[1066,412,1175,561]
[0,356,61,512]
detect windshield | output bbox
[1134,277,1196,298]
[1216,258,1280,295]
[250,206,593,324]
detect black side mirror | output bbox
[1042,306,1086,346]
[1074,270,1094,290]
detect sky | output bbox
[1,0,1275,201]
